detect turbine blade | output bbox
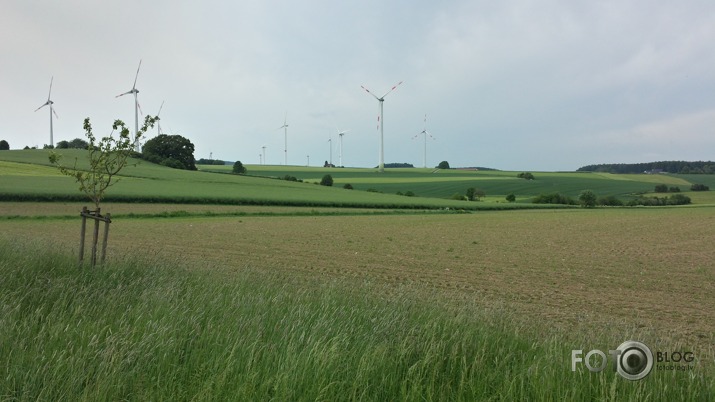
[48,76,54,100]
[137,101,143,116]
[116,90,132,98]
[35,102,48,112]
[361,85,380,100]
[133,59,142,89]
[380,81,403,98]
[157,100,164,116]
[52,107,59,119]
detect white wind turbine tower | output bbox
[262,146,267,165]
[327,134,333,166]
[413,114,435,168]
[116,60,143,150]
[277,112,288,165]
[336,127,349,167]
[35,76,58,147]
[361,81,403,173]
[155,100,165,136]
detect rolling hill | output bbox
[2,149,714,208]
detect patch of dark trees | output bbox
[577,161,715,174]
[197,158,227,165]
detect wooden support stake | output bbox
[79,206,88,266]
[101,213,111,264]
[91,207,100,267]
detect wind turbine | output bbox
[116,60,142,150]
[337,127,349,167]
[327,135,333,166]
[361,81,403,172]
[277,112,288,165]
[35,76,58,147]
[413,114,435,168]
[155,100,164,136]
[262,146,267,165]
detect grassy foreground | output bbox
[1,240,712,400]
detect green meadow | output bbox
[3,149,715,207]
[1,149,714,399]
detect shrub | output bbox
[320,174,333,186]
[517,172,535,180]
[578,190,597,208]
[691,184,710,191]
[0,140,9,150]
[343,183,353,190]
[404,191,415,197]
[532,193,576,205]
[232,161,246,174]
[597,195,623,206]
[451,193,467,201]
[466,187,476,201]
[669,194,691,205]
[627,194,691,206]
[669,186,680,193]
[654,184,669,193]
[437,161,450,169]
[505,193,516,202]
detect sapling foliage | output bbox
[49,116,156,209]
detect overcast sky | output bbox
[2,1,714,170]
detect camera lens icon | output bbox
[616,341,653,380]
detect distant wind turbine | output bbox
[116,60,143,150]
[413,114,435,168]
[277,112,288,165]
[337,127,349,167]
[35,76,58,147]
[361,81,403,172]
[262,146,267,165]
[155,100,164,136]
[327,135,333,166]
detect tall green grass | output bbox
[1,240,712,400]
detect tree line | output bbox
[577,161,715,174]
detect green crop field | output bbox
[1,149,714,399]
[201,162,715,202]
[2,149,714,208]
